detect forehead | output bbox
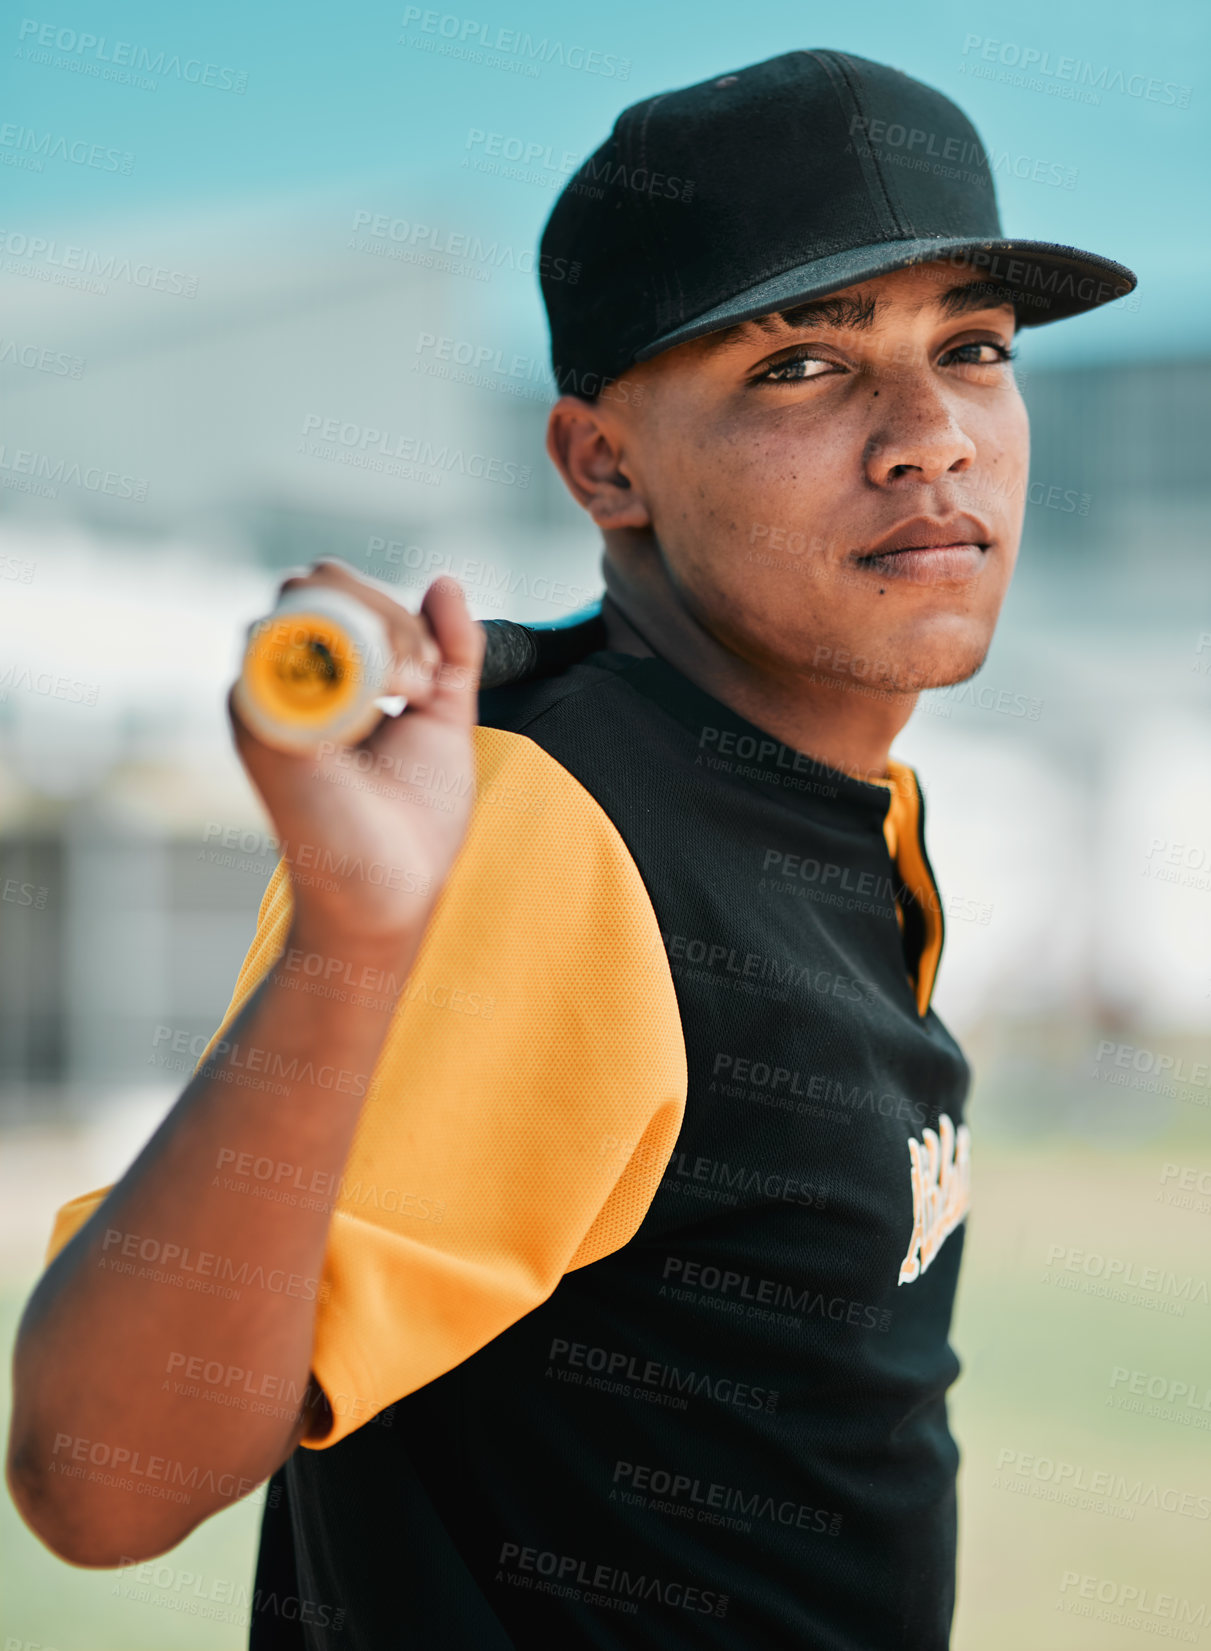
[697,264,1018,355]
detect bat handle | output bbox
[479,600,607,690]
[234,590,607,754]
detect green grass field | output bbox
[3,1135,1209,1650]
[950,1138,1211,1649]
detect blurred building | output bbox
[1,228,1208,1124]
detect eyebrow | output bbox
[698,280,1019,355]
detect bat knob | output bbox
[233,586,392,754]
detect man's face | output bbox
[581,260,1030,694]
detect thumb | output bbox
[418,577,485,722]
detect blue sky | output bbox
[4,0,1207,367]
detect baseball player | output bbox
[8,50,1135,1649]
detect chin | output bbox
[841,618,997,695]
[903,633,995,692]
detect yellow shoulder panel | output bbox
[42,725,688,1448]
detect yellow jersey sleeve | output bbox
[42,724,688,1448]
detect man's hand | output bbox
[229,559,486,952]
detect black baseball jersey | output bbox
[240,646,972,1649]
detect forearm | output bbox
[6,920,418,1565]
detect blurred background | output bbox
[1,1,1209,1646]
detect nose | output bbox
[863,379,977,487]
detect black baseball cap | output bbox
[540,49,1138,395]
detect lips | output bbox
[855,514,992,558]
[853,544,986,584]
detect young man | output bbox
[8,49,1134,1649]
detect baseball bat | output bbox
[232,584,607,754]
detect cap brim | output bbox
[632,236,1137,363]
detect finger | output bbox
[225,683,314,814]
[278,558,412,627]
[275,559,443,708]
[383,614,443,708]
[417,576,485,723]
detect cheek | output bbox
[980,398,1030,482]
[664,409,846,545]
[967,407,1030,543]
[653,429,848,646]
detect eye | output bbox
[940,340,1018,367]
[752,348,839,385]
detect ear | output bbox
[545,394,651,531]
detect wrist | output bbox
[280,914,426,989]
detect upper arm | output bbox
[38,726,687,1452]
[299,723,687,1446]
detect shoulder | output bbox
[475,648,639,738]
[474,649,679,818]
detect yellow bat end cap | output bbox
[243,610,365,729]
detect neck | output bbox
[599,553,917,784]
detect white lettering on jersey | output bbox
[898,1113,971,1285]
